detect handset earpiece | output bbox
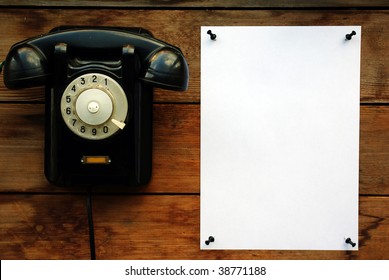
[141,47,189,91]
[3,44,49,89]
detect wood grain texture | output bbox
[2,195,388,259]
[1,0,388,8]
[360,106,389,195]
[0,103,200,193]
[1,104,388,195]
[0,195,90,259]
[0,9,388,103]
[92,195,389,259]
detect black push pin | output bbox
[205,236,215,245]
[207,30,217,40]
[345,31,356,40]
[345,237,356,247]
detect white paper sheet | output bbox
[200,26,360,250]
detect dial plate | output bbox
[60,73,128,140]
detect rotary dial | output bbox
[60,73,128,140]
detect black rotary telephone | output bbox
[2,26,189,187]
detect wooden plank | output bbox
[360,106,389,195]
[92,195,389,259]
[0,194,90,259]
[0,9,388,103]
[1,194,387,260]
[1,104,388,195]
[0,0,388,8]
[0,103,200,193]
[0,104,48,191]
[151,104,200,193]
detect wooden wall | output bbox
[0,1,388,259]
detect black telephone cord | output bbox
[87,189,96,260]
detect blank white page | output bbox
[200,26,360,250]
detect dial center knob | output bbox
[88,101,100,114]
[76,88,113,126]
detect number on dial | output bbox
[60,73,128,140]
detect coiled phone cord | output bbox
[87,188,96,260]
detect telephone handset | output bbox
[2,26,189,186]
